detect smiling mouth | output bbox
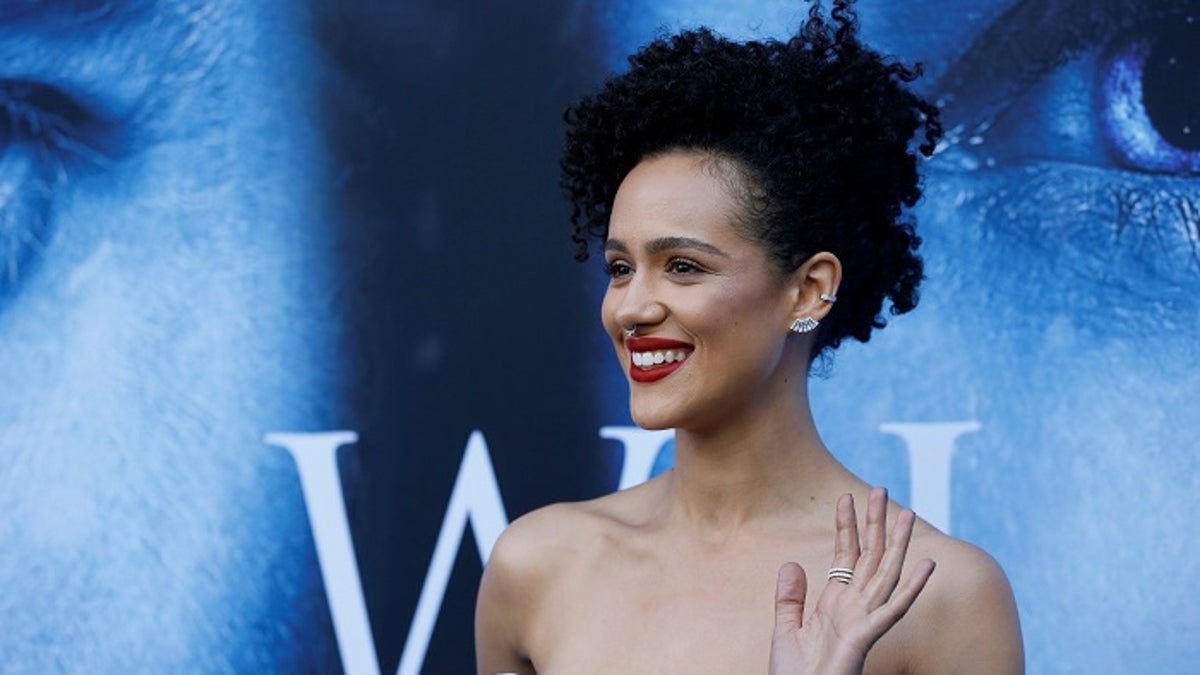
[624,337,693,383]
[631,349,691,369]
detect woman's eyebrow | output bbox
[604,237,729,257]
[934,0,1184,131]
[645,236,728,257]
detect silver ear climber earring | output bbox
[789,292,836,334]
[789,317,819,334]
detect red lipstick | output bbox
[625,337,692,351]
[625,337,693,383]
[630,359,685,383]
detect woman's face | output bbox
[601,151,805,431]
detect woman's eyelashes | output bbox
[666,257,706,275]
[0,79,116,296]
[605,259,633,279]
[604,256,710,281]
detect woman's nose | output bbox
[612,276,667,329]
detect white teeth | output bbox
[631,350,690,369]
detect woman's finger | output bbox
[864,507,917,605]
[774,562,809,636]
[868,557,936,636]
[855,487,889,582]
[827,493,860,586]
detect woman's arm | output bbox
[907,540,1024,674]
[475,519,541,675]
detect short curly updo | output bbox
[561,0,942,361]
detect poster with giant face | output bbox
[0,0,1194,673]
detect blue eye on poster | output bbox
[0,1,1194,673]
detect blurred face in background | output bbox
[0,1,610,671]
[0,1,340,669]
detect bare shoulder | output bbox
[477,499,609,623]
[475,485,656,674]
[900,524,1025,674]
[487,483,653,579]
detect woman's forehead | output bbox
[610,154,745,235]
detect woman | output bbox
[476,2,1023,673]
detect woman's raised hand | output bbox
[769,488,935,675]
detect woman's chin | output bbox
[628,405,678,431]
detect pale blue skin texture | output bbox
[601,1,1200,672]
[0,2,340,670]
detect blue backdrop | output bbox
[0,0,1195,673]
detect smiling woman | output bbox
[4,0,1188,671]
[475,2,1023,674]
[602,153,820,432]
[564,1,1200,671]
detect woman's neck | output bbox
[660,384,852,536]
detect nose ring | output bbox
[623,324,637,338]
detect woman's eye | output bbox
[667,258,702,274]
[605,260,633,278]
[0,80,113,296]
[1099,15,1200,174]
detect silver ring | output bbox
[623,325,637,338]
[820,292,837,303]
[828,567,854,584]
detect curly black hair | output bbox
[561,0,942,361]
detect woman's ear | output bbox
[787,252,841,326]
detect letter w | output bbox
[266,430,510,675]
